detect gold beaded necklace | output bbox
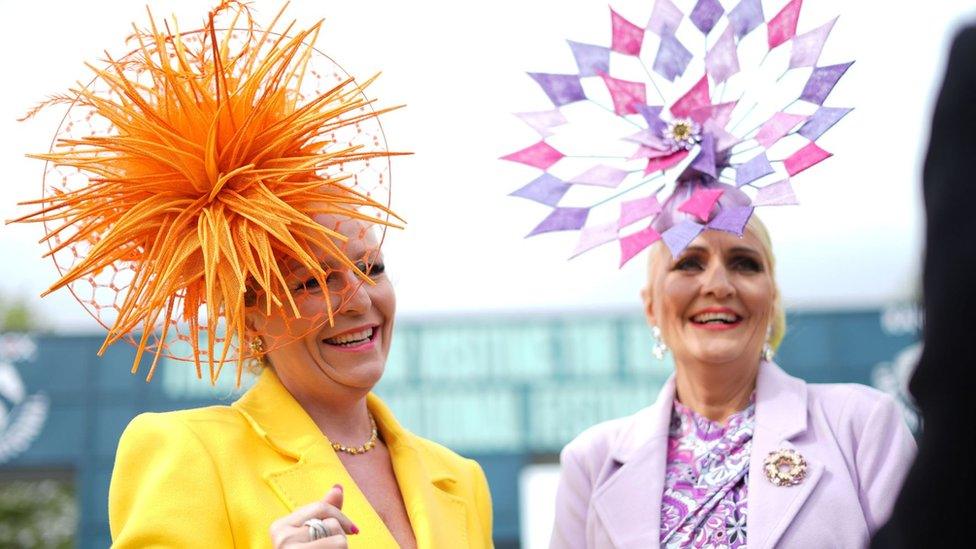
[331,413,378,455]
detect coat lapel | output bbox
[592,377,675,549]
[747,362,824,549]
[233,371,399,546]
[373,395,469,549]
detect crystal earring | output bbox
[762,325,775,362]
[651,326,668,360]
[249,337,268,367]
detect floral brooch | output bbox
[763,448,808,486]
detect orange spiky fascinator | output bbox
[9,2,403,384]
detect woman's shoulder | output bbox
[564,415,632,456]
[119,404,252,449]
[805,381,900,422]
[125,403,245,427]
[802,381,912,450]
[561,406,657,469]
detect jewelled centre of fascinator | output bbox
[663,118,701,150]
[503,0,854,268]
[763,448,808,486]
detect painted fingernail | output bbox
[350,523,360,535]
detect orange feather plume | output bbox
[8,2,405,384]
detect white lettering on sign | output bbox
[0,334,48,464]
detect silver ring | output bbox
[303,518,333,541]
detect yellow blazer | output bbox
[109,369,494,548]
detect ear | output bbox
[243,309,265,336]
[640,285,657,327]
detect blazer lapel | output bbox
[369,394,468,549]
[234,370,400,547]
[747,362,824,549]
[592,377,675,549]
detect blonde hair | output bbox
[647,215,786,350]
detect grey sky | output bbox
[1,0,972,331]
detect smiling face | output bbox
[247,214,395,405]
[642,226,776,370]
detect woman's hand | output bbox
[270,484,360,547]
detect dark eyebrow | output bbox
[674,245,708,259]
[283,260,330,282]
[728,246,762,256]
[673,245,762,261]
[287,254,381,278]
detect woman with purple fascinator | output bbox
[500,0,918,547]
[550,193,914,548]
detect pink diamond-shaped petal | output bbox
[620,195,663,227]
[756,113,808,148]
[768,0,803,50]
[571,221,620,258]
[784,142,831,176]
[689,101,738,127]
[501,141,564,170]
[678,187,724,222]
[670,76,711,117]
[611,9,644,55]
[631,146,676,160]
[515,109,568,138]
[619,226,662,267]
[644,149,690,175]
[569,165,631,188]
[754,179,799,205]
[601,74,647,115]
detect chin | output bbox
[317,355,386,390]
[347,362,386,389]
[687,344,756,366]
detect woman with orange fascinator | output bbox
[10,3,492,547]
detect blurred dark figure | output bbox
[872,25,976,548]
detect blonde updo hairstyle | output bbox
[646,214,786,351]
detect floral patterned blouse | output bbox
[659,396,755,548]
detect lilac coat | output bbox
[551,362,916,549]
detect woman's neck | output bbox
[301,392,374,444]
[673,359,760,423]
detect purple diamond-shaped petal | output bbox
[567,41,611,77]
[705,26,740,85]
[637,105,668,135]
[690,134,718,178]
[797,107,853,140]
[690,0,725,35]
[528,73,587,106]
[662,219,705,256]
[735,153,775,186]
[510,174,571,207]
[653,33,693,82]
[527,207,590,237]
[799,62,854,105]
[728,0,764,39]
[708,206,754,235]
[647,0,684,36]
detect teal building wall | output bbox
[0,307,920,548]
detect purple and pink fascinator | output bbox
[503,0,852,264]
